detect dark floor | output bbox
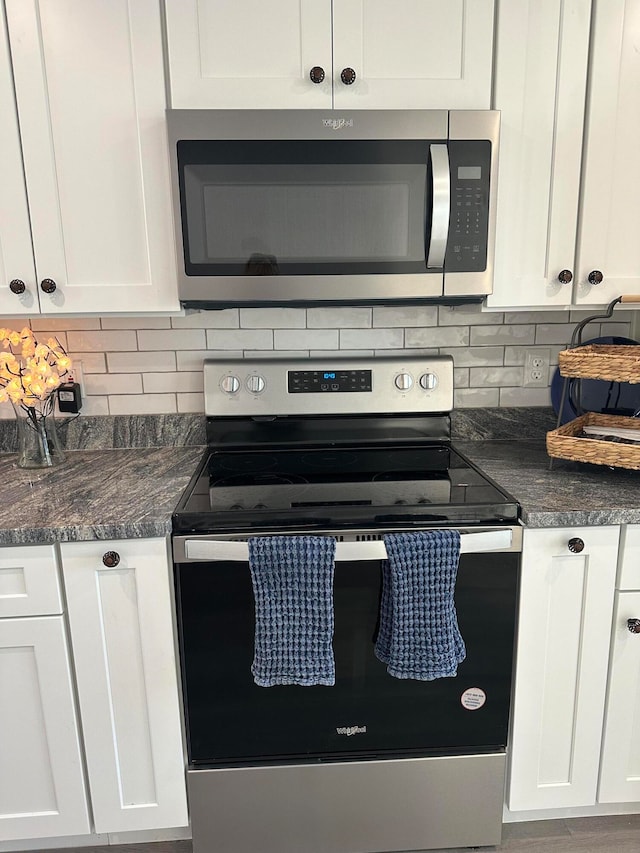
[33,815,640,853]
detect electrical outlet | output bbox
[523,349,550,388]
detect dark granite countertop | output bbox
[458,439,640,527]
[0,446,205,546]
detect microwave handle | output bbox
[426,144,450,269]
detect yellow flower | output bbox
[8,331,21,347]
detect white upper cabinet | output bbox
[2,0,179,314]
[0,9,38,316]
[489,0,591,309]
[575,0,640,305]
[165,0,495,110]
[490,0,640,309]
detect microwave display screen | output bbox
[457,166,482,180]
[177,140,432,276]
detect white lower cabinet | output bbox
[508,526,620,811]
[599,525,640,803]
[0,546,90,841]
[60,538,188,834]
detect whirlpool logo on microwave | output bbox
[336,725,367,736]
[323,118,354,130]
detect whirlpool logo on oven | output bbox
[336,725,367,736]
[323,118,354,130]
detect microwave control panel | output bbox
[445,140,492,273]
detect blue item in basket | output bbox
[551,336,640,425]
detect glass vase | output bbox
[12,400,65,469]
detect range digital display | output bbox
[288,369,372,393]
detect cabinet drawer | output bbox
[618,526,640,590]
[0,545,62,617]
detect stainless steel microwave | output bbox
[166,110,499,309]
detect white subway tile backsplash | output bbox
[68,330,137,352]
[470,325,535,346]
[109,393,177,415]
[469,366,523,387]
[241,307,306,328]
[138,329,207,351]
[340,328,403,349]
[308,307,372,328]
[275,329,338,349]
[143,372,204,394]
[406,326,469,347]
[373,306,437,327]
[171,309,239,329]
[206,329,273,350]
[5,306,635,419]
[107,351,176,373]
[85,374,143,395]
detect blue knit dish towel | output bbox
[375,530,466,680]
[248,535,337,687]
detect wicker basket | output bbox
[546,412,640,470]
[558,344,640,383]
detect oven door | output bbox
[173,527,521,768]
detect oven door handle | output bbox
[182,529,513,562]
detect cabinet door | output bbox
[508,526,619,811]
[60,538,188,834]
[576,0,640,305]
[0,616,90,840]
[488,0,591,309]
[0,544,62,618]
[4,0,179,314]
[165,0,333,109]
[599,590,640,802]
[0,6,38,316]
[333,0,495,109]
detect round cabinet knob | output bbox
[9,279,26,294]
[394,373,413,391]
[567,537,585,553]
[102,551,120,568]
[627,619,640,634]
[419,373,438,391]
[588,270,603,285]
[558,270,573,284]
[246,374,265,394]
[309,66,325,84]
[40,278,57,294]
[221,375,240,394]
[340,67,357,85]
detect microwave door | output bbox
[427,144,450,272]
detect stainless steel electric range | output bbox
[172,355,521,853]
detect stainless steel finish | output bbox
[420,371,438,390]
[204,355,454,417]
[444,110,500,298]
[166,109,498,305]
[187,752,506,853]
[427,143,450,269]
[220,375,240,394]
[172,525,524,563]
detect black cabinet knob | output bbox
[9,279,26,294]
[309,66,325,84]
[558,270,573,284]
[102,551,120,568]
[568,537,585,553]
[40,278,57,294]
[627,619,640,634]
[588,270,603,285]
[340,67,357,85]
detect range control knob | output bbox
[246,375,265,394]
[221,375,240,394]
[419,372,438,391]
[394,372,413,391]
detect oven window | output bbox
[175,551,519,767]
[177,140,432,276]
